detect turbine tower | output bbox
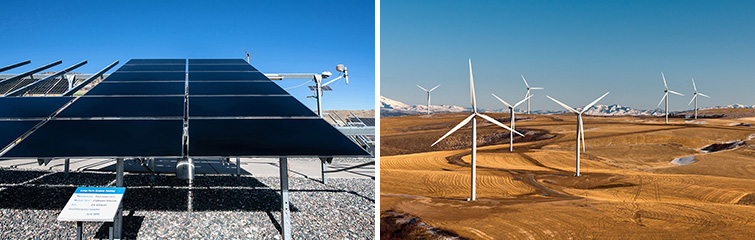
[688,78,710,120]
[546,92,609,177]
[491,93,531,152]
[431,59,523,201]
[417,84,441,115]
[657,72,684,124]
[521,75,543,114]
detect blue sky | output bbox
[381,0,755,111]
[0,0,375,111]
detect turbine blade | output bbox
[478,113,524,137]
[431,114,475,147]
[691,78,697,92]
[513,94,532,108]
[530,87,544,90]
[657,93,668,108]
[662,72,668,90]
[491,93,513,108]
[668,90,684,96]
[417,85,428,92]
[580,92,610,114]
[429,84,441,92]
[521,74,530,88]
[688,94,696,105]
[547,95,578,114]
[469,59,477,113]
[699,93,711,98]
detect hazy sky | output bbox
[0,0,375,111]
[381,0,755,111]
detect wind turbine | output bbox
[688,78,710,120]
[521,75,544,114]
[657,72,684,124]
[546,92,610,177]
[491,93,531,152]
[417,84,441,115]
[243,48,256,63]
[431,59,524,201]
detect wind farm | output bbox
[380,60,755,239]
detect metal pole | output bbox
[64,158,70,178]
[321,160,327,184]
[114,158,123,239]
[279,157,292,239]
[236,157,241,180]
[665,95,669,124]
[316,75,323,117]
[471,116,477,201]
[76,221,82,240]
[695,96,698,120]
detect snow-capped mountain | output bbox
[701,104,755,110]
[581,104,664,116]
[381,96,468,117]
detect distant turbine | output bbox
[688,78,710,120]
[547,92,610,177]
[491,93,531,152]
[431,59,524,201]
[657,72,685,124]
[243,48,256,63]
[417,84,441,115]
[521,75,544,114]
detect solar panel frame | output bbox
[57,96,185,119]
[85,82,186,96]
[189,96,316,118]
[3,119,184,158]
[188,119,369,157]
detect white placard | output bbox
[57,187,125,222]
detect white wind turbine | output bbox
[431,59,524,201]
[417,84,441,115]
[521,75,544,114]
[491,93,531,152]
[688,78,710,120]
[546,92,610,177]
[657,72,684,124]
[243,48,257,63]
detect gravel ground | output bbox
[0,168,374,239]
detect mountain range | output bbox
[380,96,755,118]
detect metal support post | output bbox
[114,158,123,239]
[64,158,70,178]
[279,157,292,239]
[109,223,114,240]
[315,75,323,117]
[321,160,327,185]
[149,158,155,184]
[76,221,82,240]
[236,157,241,180]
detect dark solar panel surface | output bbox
[188,64,258,72]
[188,81,287,95]
[103,72,185,82]
[126,59,185,65]
[58,97,184,118]
[0,97,72,118]
[189,59,247,65]
[188,72,268,81]
[3,120,183,158]
[117,64,186,72]
[85,82,185,96]
[189,119,367,156]
[0,121,39,148]
[189,96,315,117]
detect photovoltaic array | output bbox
[0,59,368,158]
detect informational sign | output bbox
[57,187,125,222]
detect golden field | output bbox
[380,111,755,239]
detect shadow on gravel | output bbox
[94,211,145,240]
[0,186,76,209]
[0,169,49,184]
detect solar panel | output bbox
[3,120,183,158]
[188,64,258,72]
[188,81,288,95]
[126,59,185,65]
[116,64,186,72]
[85,82,185,96]
[189,96,315,117]
[58,97,185,118]
[103,72,186,82]
[188,72,269,81]
[188,119,368,156]
[189,59,248,65]
[0,97,72,119]
[0,121,39,149]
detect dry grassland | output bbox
[381,111,755,239]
